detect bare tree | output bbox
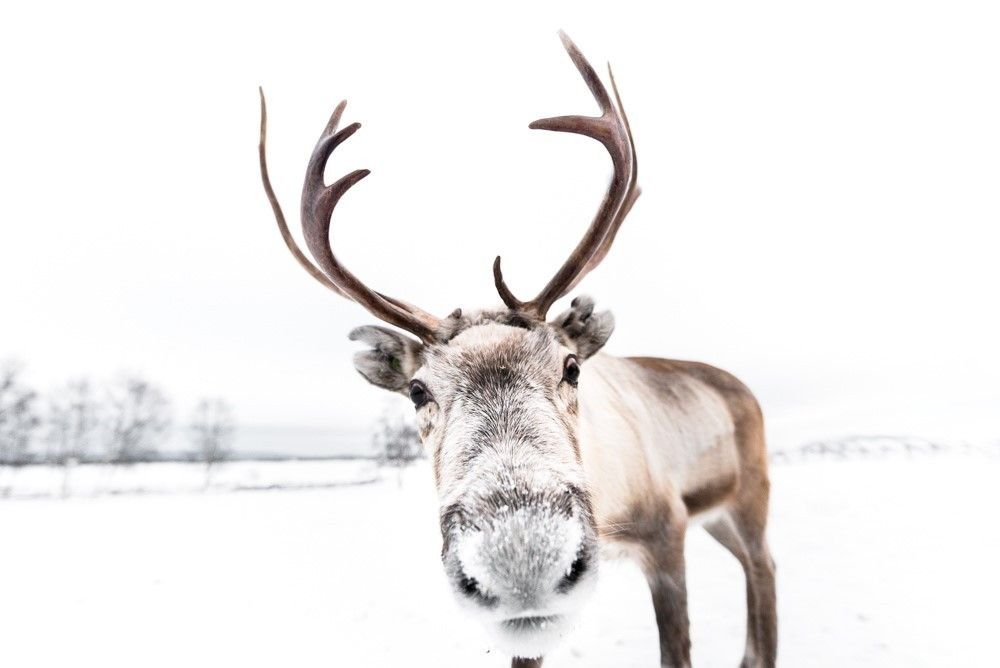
[0,361,40,467]
[46,379,99,464]
[372,404,422,486]
[45,379,100,495]
[104,376,171,465]
[189,398,235,487]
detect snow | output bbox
[0,459,379,498]
[1,453,998,667]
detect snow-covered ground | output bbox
[0,459,380,498]
[1,453,998,667]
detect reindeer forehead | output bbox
[422,323,562,389]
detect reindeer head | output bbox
[259,32,638,658]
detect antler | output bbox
[258,89,441,344]
[494,31,640,320]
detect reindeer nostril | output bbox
[456,571,499,608]
[558,555,588,591]
[459,574,480,597]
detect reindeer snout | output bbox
[442,500,595,612]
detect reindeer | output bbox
[258,32,776,668]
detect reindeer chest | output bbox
[575,355,740,530]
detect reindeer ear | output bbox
[348,326,424,393]
[551,295,615,359]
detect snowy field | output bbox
[0,459,380,498]
[1,453,998,667]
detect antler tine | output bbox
[493,256,524,310]
[259,89,350,299]
[494,31,640,319]
[259,89,441,344]
[563,65,641,293]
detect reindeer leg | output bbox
[731,511,777,668]
[511,657,543,668]
[639,515,692,668]
[705,514,760,667]
[706,505,776,667]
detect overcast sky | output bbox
[2,1,998,445]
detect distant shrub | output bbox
[0,361,40,467]
[372,405,422,472]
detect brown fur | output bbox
[601,357,777,668]
[682,472,739,516]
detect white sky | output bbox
[2,1,998,444]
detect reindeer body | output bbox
[580,354,745,527]
[259,31,776,668]
[578,353,775,667]
[430,317,776,666]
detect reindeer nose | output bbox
[445,503,591,610]
[451,541,593,611]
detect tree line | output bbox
[0,361,235,470]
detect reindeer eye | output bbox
[562,355,580,386]
[408,380,431,409]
